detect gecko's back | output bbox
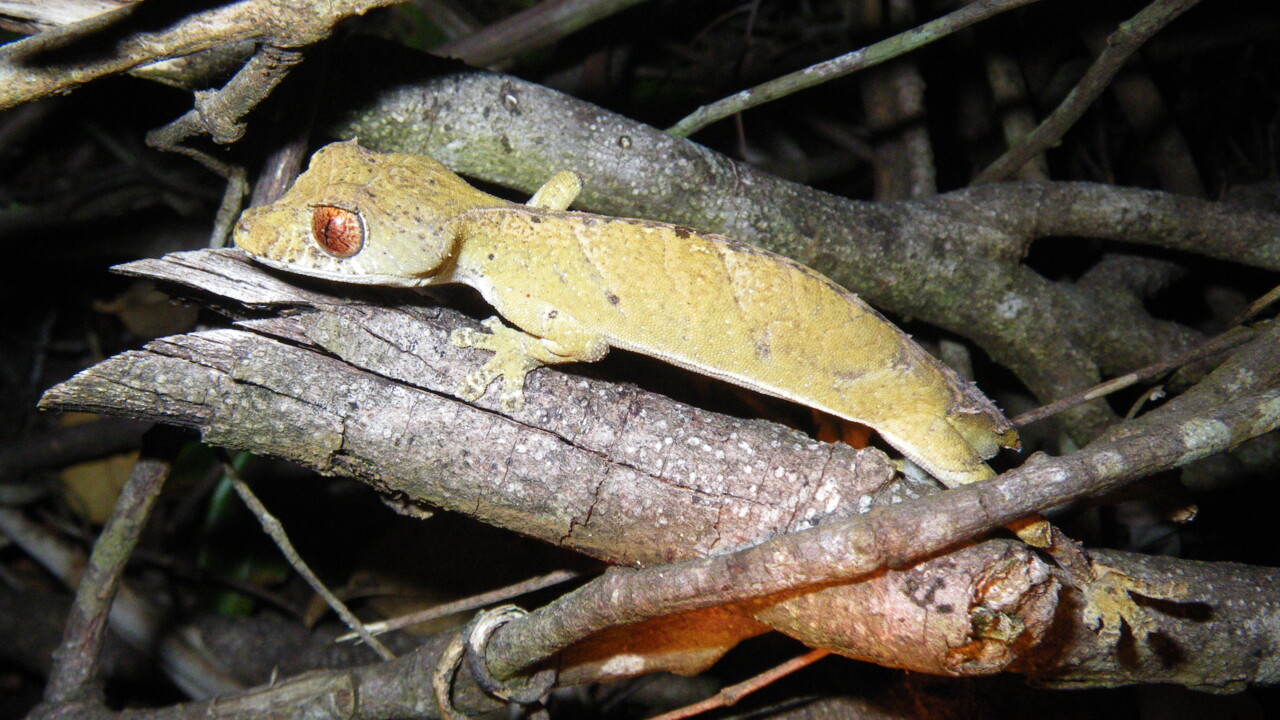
[454,207,1017,485]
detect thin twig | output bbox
[215,450,395,661]
[437,0,646,67]
[42,424,185,706]
[1012,324,1257,428]
[338,568,585,641]
[666,0,1043,137]
[972,0,1203,184]
[1235,282,1280,325]
[147,44,305,150]
[649,649,831,720]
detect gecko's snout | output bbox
[232,209,273,256]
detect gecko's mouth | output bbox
[244,253,437,288]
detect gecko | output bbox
[234,140,1017,491]
[233,140,1179,643]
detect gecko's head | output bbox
[234,140,503,287]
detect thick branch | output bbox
[934,182,1280,270]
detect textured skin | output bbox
[234,141,1018,489]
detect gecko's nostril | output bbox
[234,215,279,255]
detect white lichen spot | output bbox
[1038,466,1070,484]
[1262,393,1280,421]
[824,490,841,513]
[1177,418,1232,464]
[995,291,1025,320]
[601,654,647,677]
[1089,450,1125,476]
[857,495,872,513]
[1225,368,1256,395]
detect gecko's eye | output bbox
[311,206,364,258]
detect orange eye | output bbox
[311,206,363,257]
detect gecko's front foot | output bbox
[1081,562,1188,649]
[450,317,543,412]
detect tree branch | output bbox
[37,426,187,707]
[0,0,397,112]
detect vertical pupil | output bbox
[311,206,363,257]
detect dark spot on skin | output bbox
[835,368,866,386]
[606,292,620,305]
[673,226,693,239]
[531,216,542,223]
[754,337,771,359]
[548,310,558,319]
[936,604,953,614]
[488,254,495,260]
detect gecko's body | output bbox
[234,140,1017,489]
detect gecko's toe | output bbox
[458,370,497,402]
[450,328,484,349]
[1081,563,1188,650]
[498,388,525,413]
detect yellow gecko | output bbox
[234,140,1018,490]
[234,140,1175,646]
